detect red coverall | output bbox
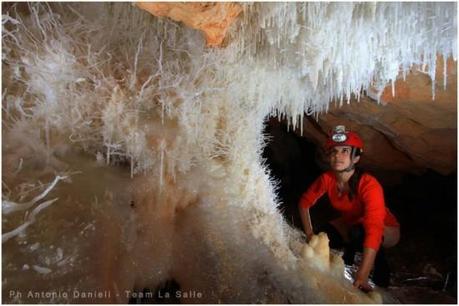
[299,171,399,250]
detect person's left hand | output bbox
[353,277,372,293]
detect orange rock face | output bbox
[136,2,242,47]
[300,56,457,177]
[379,56,457,104]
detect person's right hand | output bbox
[353,277,372,293]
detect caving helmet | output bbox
[325,125,363,171]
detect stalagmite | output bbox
[302,233,330,271]
[2,2,456,303]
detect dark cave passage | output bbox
[262,116,457,303]
[262,117,324,230]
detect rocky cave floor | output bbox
[263,121,457,304]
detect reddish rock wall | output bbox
[136,2,242,47]
[300,57,457,176]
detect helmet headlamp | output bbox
[332,133,347,143]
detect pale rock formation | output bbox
[303,233,330,271]
[135,2,457,175]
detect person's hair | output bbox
[348,148,363,200]
[348,167,363,200]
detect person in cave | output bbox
[298,125,400,291]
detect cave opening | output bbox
[262,115,457,303]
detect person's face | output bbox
[329,145,359,171]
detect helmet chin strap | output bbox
[337,164,355,173]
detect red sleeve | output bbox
[359,176,386,251]
[299,173,329,209]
